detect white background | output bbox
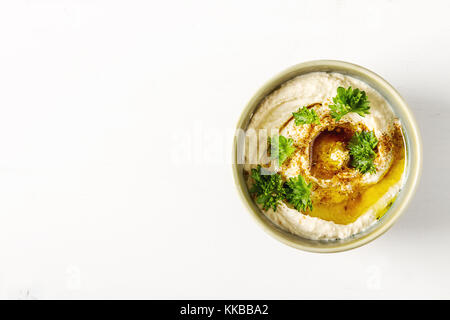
[0,0,448,299]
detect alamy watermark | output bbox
[169,122,280,173]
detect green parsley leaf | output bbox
[284,174,313,212]
[329,86,371,121]
[249,165,285,211]
[269,135,295,165]
[348,131,378,174]
[249,166,316,213]
[293,106,321,125]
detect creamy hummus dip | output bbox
[245,72,405,240]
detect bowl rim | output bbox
[232,59,422,253]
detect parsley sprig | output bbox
[293,106,321,125]
[249,165,313,212]
[348,131,378,174]
[249,165,286,211]
[329,86,371,121]
[269,135,295,165]
[284,175,313,212]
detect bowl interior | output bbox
[233,60,421,253]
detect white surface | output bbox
[0,0,448,299]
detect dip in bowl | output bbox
[232,60,421,252]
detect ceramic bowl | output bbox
[232,60,422,253]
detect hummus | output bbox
[245,72,406,240]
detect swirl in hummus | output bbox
[244,72,406,240]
